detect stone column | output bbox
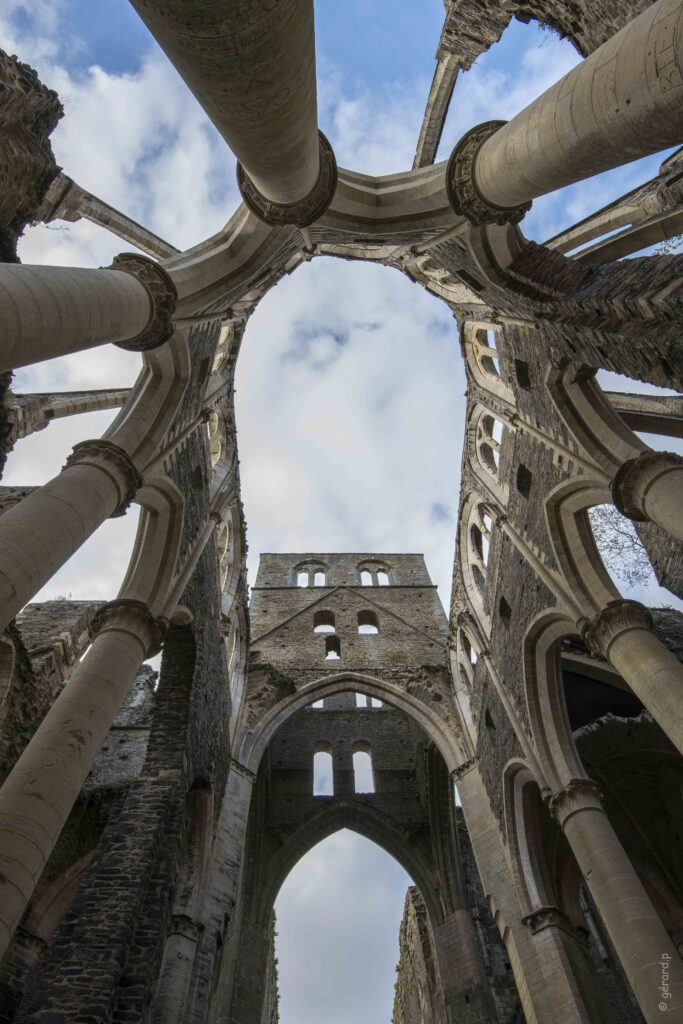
[550,778,683,1022]
[448,0,683,223]
[129,0,337,224]
[0,253,176,372]
[0,599,164,958]
[611,450,683,541]
[0,439,142,634]
[583,600,683,756]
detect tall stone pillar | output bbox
[583,600,683,756]
[611,450,683,542]
[0,253,176,371]
[0,439,142,633]
[128,0,337,224]
[550,778,683,1022]
[448,0,683,223]
[0,599,164,958]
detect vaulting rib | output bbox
[128,0,322,206]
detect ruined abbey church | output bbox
[1,0,683,1021]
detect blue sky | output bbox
[2,3,682,1022]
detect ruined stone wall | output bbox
[392,888,447,1024]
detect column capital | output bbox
[548,777,603,829]
[611,449,683,522]
[446,121,532,226]
[582,599,653,659]
[452,757,475,781]
[64,439,142,517]
[91,598,167,658]
[237,131,338,228]
[109,253,177,352]
[521,905,582,940]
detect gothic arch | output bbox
[239,671,464,775]
[253,801,444,931]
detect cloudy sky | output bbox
[2,3,682,1022]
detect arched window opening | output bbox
[313,610,336,633]
[360,570,373,586]
[476,412,504,474]
[461,632,478,667]
[216,521,231,589]
[211,321,233,374]
[476,328,500,377]
[355,692,369,708]
[313,748,333,795]
[370,697,382,707]
[206,412,222,468]
[472,563,486,595]
[325,635,341,661]
[358,610,379,634]
[297,571,309,588]
[311,699,324,709]
[314,570,326,587]
[516,464,532,498]
[352,746,375,794]
[357,562,391,586]
[377,571,389,586]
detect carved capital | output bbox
[611,450,683,522]
[64,439,142,517]
[237,132,338,227]
[582,600,653,659]
[109,253,177,352]
[548,778,603,829]
[522,905,576,937]
[446,121,532,226]
[452,757,475,781]
[91,598,167,658]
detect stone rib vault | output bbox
[1,2,683,1022]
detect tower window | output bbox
[499,597,512,626]
[352,745,375,793]
[358,611,379,634]
[297,571,309,587]
[325,636,341,661]
[313,747,333,795]
[314,610,336,633]
[377,571,390,586]
[360,570,373,586]
[314,571,326,586]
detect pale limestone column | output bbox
[583,600,683,756]
[0,599,164,958]
[611,450,683,541]
[550,778,683,1022]
[0,253,176,372]
[0,439,142,633]
[448,0,683,223]
[129,0,337,223]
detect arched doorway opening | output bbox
[274,830,412,1024]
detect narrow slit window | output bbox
[499,596,512,626]
[313,749,333,795]
[353,748,375,793]
[325,636,341,661]
[515,359,531,389]
[358,610,379,635]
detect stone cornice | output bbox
[582,600,653,660]
[109,252,177,352]
[446,121,532,226]
[237,132,338,228]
